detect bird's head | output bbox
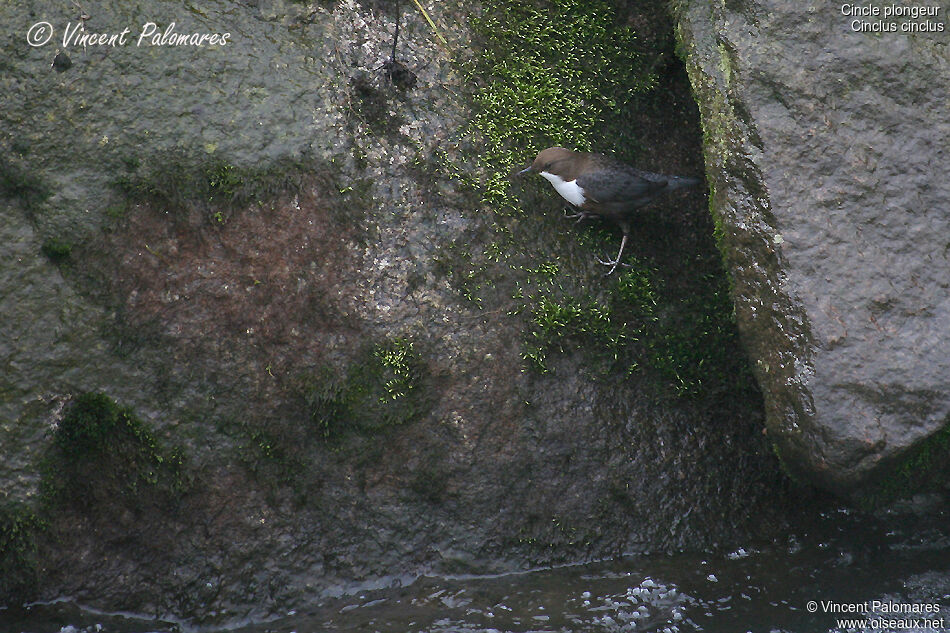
[514,146,577,177]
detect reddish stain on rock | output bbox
[91,179,360,381]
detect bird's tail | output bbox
[666,176,702,191]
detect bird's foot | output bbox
[595,255,632,276]
[563,208,591,223]
[598,233,630,276]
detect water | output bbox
[4,502,950,633]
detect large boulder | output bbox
[674,0,950,495]
[1,0,795,620]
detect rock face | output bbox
[1,0,795,623]
[674,0,950,495]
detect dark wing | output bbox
[576,163,669,206]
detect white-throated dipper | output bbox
[517,147,701,274]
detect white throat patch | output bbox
[540,171,586,207]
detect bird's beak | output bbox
[514,165,533,177]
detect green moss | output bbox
[1,395,189,600]
[521,292,625,373]
[43,392,187,509]
[375,338,418,401]
[514,256,747,395]
[463,0,655,206]
[859,423,950,508]
[303,338,428,441]
[238,423,308,489]
[437,0,746,397]
[611,264,660,309]
[40,238,72,265]
[512,260,642,374]
[113,152,310,223]
[0,501,42,601]
[433,244,488,307]
[644,271,749,396]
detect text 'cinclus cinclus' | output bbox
[517,147,701,275]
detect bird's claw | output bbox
[563,211,593,225]
[595,256,632,276]
[561,204,588,218]
[595,256,631,267]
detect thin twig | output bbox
[391,0,400,62]
[407,0,451,56]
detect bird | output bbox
[517,147,701,275]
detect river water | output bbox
[3,501,949,633]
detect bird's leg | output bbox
[596,232,632,276]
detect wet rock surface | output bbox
[673,1,950,495]
[4,501,950,632]
[2,0,798,624]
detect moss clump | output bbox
[514,259,746,395]
[303,338,427,441]
[520,292,625,373]
[466,236,741,398]
[860,423,950,508]
[43,393,187,509]
[511,261,644,374]
[464,0,655,204]
[40,238,72,265]
[0,501,42,601]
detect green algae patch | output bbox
[238,338,431,493]
[0,502,42,602]
[43,393,187,510]
[303,338,428,442]
[859,423,950,508]
[112,152,313,224]
[40,239,72,265]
